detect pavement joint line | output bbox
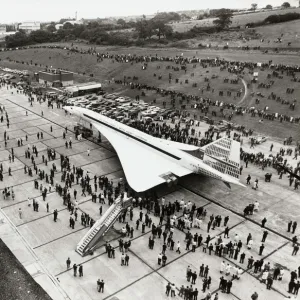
[2,139,114,169]
[5,136,101,161]
[1,199,28,209]
[54,187,180,276]
[55,235,122,277]
[156,219,247,273]
[103,215,246,297]
[0,115,42,126]
[238,241,291,298]
[128,247,185,293]
[0,136,53,151]
[33,227,87,250]
[0,158,122,193]
[0,126,54,147]
[179,184,295,244]
[18,194,108,248]
[101,269,157,300]
[0,188,59,208]
[230,291,242,300]
[15,193,107,228]
[0,163,31,175]
[0,116,43,128]
[101,258,220,300]
[16,206,70,227]
[4,97,116,155]
[0,125,46,137]
[0,101,119,181]
[0,198,72,300]
[6,175,287,296]
[3,95,294,299]
[0,167,123,210]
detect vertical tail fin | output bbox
[201,137,241,182]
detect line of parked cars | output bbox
[0,67,29,76]
[64,92,170,124]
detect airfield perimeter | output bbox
[0,86,299,300]
[1,44,300,142]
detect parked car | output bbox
[253,136,267,144]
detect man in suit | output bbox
[99,280,104,293]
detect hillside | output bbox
[255,18,300,42]
[170,7,300,32]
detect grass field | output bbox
[168,7,300,48]
[0,44,299,140]
[170,7,300,32]
[178,19,300,49]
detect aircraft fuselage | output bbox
[65,106,240,186]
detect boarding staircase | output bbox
[76,193,132,257]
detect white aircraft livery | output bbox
[64,106,244,192]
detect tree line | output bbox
[8,8,297,48]
[245,12,300,28]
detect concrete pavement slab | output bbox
[57,251,153,300]
[108,272,181,300]
[18,209,85,248]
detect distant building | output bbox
[79,18,101,25]
[65,82,102,97]
[0,25,6,33]
[55,24,63,30]
[63,20,83,26]
[19,22,40,33]
[38,69,73,87]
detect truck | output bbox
[74,124,93,138]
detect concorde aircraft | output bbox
[64,106,244,192]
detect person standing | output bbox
[246,175,251,185]
[162,254,167,266]
[18,208,22,219]
[259,244,265,256]
[158,253,162,265]
[121,253,125,266]
[166,283,171,296]
[288,221,293,232]
[99,280,104,293]
[227,280,232,294]
[262,231,268,242]
[79,265,83,277]
[261,218,267,228]
[97,279,101,292]
[191,271,197,284]
[73,264,77,277]
[240,252,246,264]
[266,277,273,289]
[247,233,252,245]
[292,244,299,256]
[176,241,181,254]
[292,221,298,234]
[53,209,58,222]
[66,257,71,269]
[125,254,129,266]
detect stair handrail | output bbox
[76,202,119,251]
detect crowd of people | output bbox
[0,52,299,300]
